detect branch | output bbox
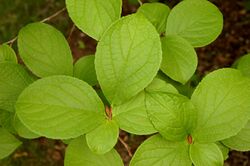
[67,24,76,43]
[40,7,66,23]
[6,37,18,47]
[118,137,132,157]
[4,7,66,46]
[138,0,143,6]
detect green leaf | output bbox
[191,68,250,143]
[113,92,157,135]
[222,121,250,151]
[0,44,17,63]
[156,72,195,98]
[113,78,177,135]
[189,142,223,166]
[13,115,40,139]
[65,136,123,166]
[216,142,229,160]
[145,77,178,94]
[62,139,72,145]
[95,13,162,105]
[0,128,22,159]
[16,76,106,139]
[74,55,98,86]
[235,54,250,77]
[161,35,197,84]
[137,3,170,34]
[0,63,34,112]
[146,92,197,141]
[166,0,223,47]
[86,120,119,154]
[130,134,192,166]
[66,0,122,40]
[0,110,16,134]
[18,22,73,77]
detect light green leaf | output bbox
[145,77,178,94]
[130,134,192,166]
[166,0,223,47]
[113,78,177,135]
[113,92,157,135]
[222,121,250,151]
[191,68,250,143]
[137,3,170,34]
[62,139,72,145]
[13,115,40,139]
[216,142,229,160]
[190,142,223,166]
[161,35,197,84]
[0,63,34,112]
[156,72,195,98]
[65,136,123,166]
[0,110,16,134]
[66,0,122,40]
[86,120,119,154]
[16,76,106,139]
[146,92,197,141]
[235,54,250,77]
[18,22,73,77]
[95,13,162,105]
[74,55,98,86]
[0,128,22,159]
[0,44,17,63]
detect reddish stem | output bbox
[105,106,112,120]
[187,135,193,144]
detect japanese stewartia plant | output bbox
[131,68,250,166]
[221,53,250,151]
[0,0,249,165]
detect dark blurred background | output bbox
[0,0,250,165]
[0,0,66,43]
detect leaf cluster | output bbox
[0,0,249,166]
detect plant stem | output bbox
[138,0,143,6]
[119,137,132,157]
[67,24,76,43]
[105,106,113,120]
[40,7,66,23]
